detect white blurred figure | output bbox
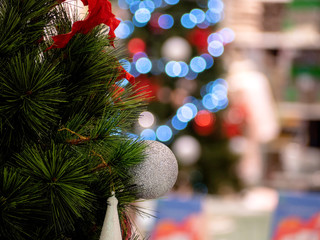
[227,59,280,186]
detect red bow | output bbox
[117,66,135,85]
[47,0,120,50]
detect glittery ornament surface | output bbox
[129,140,178,199]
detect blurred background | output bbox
[89,0,320,239]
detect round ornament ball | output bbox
[129,140,178,199]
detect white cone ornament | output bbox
[99,194,122,240]
[129,140,178,199]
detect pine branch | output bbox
[0,0,56,57]
[0,167,45,240]
[15,142,95,233]
[0,53,65,149]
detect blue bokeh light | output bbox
[172,62,182,76]
[124,20,135,34]
[119,59,131,72]
[134,8,151,23]
[140,0,155,12]
[165,0,179,5]
[181,13,197,29]
[153,0,163,7]
[126,0,139,6]
[177,105,194,122]
[171,116,188,130]
[133,52,148,62]
[208,41,224,57]
[129,1,140,14]
[197,20,210,29]
[206,78,228,93]
[156,125,173,142]
[140,129,157,140]
[202,93,218,110]
[201,53,214,69]
[208,0,224,12]
[129,62,140,77]
[115,21,131,39]
[165,61,176,77]
[132,15,148,27]
[136,57,152,74]
[158,14,174,29]
[190,9,205,24]
[185,69,198,80]
[178,61,189,77]
[190,56,206,73]
[206,81,215,93]
[219,28,235,44]
[205,9,221,24]
[213,91,228,109]
[184,103,198,118]
[211,83,228,94]
[218,98,229,110]
[215,78,228,87]
[207,33,224,44]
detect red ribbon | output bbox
[117,66,135,85]
[47,0,120,50]
[48,0,135,84]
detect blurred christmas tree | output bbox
[0,0,176,239]
[114,0,242,194]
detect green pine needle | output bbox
[0,53,65,148]
[0,167,45,240]
[15,142,94,233]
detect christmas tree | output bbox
[0,1,179,239]
[114,0,241,194]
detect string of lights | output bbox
[115,0,235,143]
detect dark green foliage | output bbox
[0,1,148,239]
[15,142,94,232]
[0,54,65,148]
[0,167,44,240]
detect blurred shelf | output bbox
[266,171,320,191]
[278,102,320,120]
[233,31,320,49]
[259,0,291,2]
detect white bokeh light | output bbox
[138,111,155,128]
[161,36,192,61]
[172,135,201,166]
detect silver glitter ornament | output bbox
[129,140,178,199]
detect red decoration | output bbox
[117,66,135,85]
[111,84,125,99]
[152,217,202,239]
[273,214,320,240]
[222,121,242,138]
[188,28,211,53]
[222,105,246,138]
[149,13,165,35]
[127,38,146,54]
[133,76,159,101]
[47,0,120,50]
[193,110,215,136]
